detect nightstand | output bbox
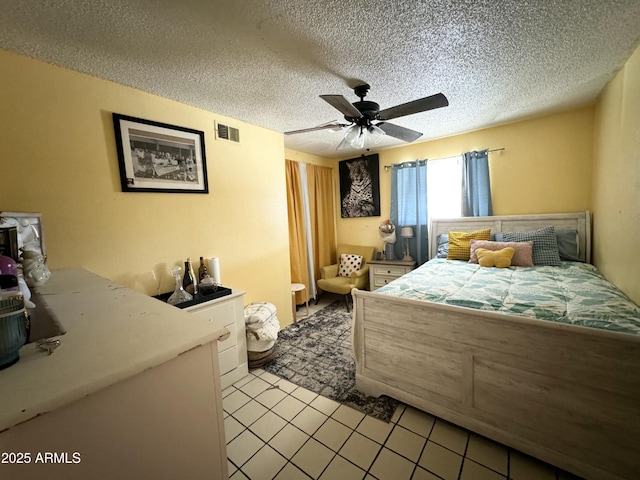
[368,259,416,290]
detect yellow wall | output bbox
[336,107,595,251]
[0,50,295,324]
[592,43,640,304]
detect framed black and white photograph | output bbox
[112,113,208,193]
[339,154,380,218]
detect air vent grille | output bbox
[216,122,240,143]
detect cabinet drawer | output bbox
[373,275,400,288]
[218,345,238,375]
[189,300,237,330]
[372,265,408,276]
[218,322,236,352]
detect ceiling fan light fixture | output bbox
[368,124,386,144]
[350,126,365,149]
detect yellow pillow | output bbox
[447,229,491,260]
[476,247,515,268]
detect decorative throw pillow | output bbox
[476,247,515,268]
[447,229,492,261]
[436,233,449,258]
[338,253,363,277]
[469,240,534,266]
[556,228,580,261]
[500,226,561,266]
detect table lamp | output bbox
[400,226,414,262]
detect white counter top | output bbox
[0,269,228,431]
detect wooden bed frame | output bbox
[351,212,640,480]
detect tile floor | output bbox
[223,370,584,480]
[224,294,584,480]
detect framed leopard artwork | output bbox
[339,154,380,218]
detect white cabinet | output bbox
[368,260,416,290]
[186,290,248,389]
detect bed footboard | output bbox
[352,289,640,480]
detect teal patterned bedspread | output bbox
[376,259,640,335]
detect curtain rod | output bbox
[383,147,505,171]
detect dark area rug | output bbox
[262,301,399,422]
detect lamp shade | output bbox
[400,226,414,238]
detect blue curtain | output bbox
[462,150,493,216]
[390,160,429,265]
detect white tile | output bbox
[418,441,463,480]
[232,373,256,389]
[319,454,366,480]
[249,410,287,442]
[390,403,406,423]
[384,425,426,462]
[331,404,365,429]
[313,417,353,452]
[269,424,310,459]
[233,399,269,427]
[274,462,310,480]
[229,469,249,480]
[257,370,281,384]
[222,385,236,398]
[291,386,318,404]
[460,458,506,480]
[429,419,468,455]
[356,414,394,444]
[226,429,265,468]
[272,395,307,421]
[397,406,435,437]
[228,459,237,477]
[291,405,328,435]
[224,415,246,443]
[509,451,556,480]
[241,445,288,480]
[255,385,288,409]
[239,376,272,397]
[338,431,381,471]
[411,466,444,480]
[310,395,341,416]
[275,378,299,393]
[369,447,415,480]
[223,389,253,414]
[292,438,335,478]
[466,434,508,475]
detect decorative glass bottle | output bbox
[167,266,192,305]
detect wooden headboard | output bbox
[428,211,591,263]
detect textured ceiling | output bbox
[1,0,639,159]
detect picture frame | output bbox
[112,113,208,193]
[339,154,381,218]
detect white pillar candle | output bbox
[208,257,221,285]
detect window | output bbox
[426,156,462,224]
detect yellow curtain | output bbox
[285,160,309,304]
[306,164,336,290]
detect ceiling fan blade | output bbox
[376,122,423,142]
[320,95,363,119]
[284,123,346,135]
[377,93,448,121]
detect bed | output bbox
[351,212,640,480]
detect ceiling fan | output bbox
[285,84,448,150]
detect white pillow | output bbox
[338,254,363,277]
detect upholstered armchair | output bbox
[316,244,376,311]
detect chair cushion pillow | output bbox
[447,229,492,261]
[338,253,363,277]
[476,247,515,268]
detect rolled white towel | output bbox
[246,315,280,352]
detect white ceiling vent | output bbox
[216,122,240,143]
